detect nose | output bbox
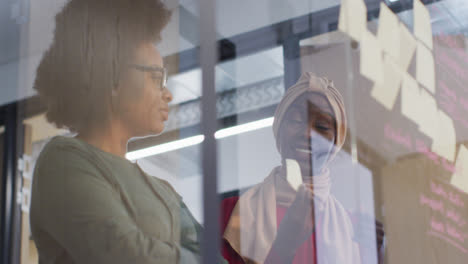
[305,127,318,147]
[163,87,173,103]
[305,124,334,147]
[303,120,316,140]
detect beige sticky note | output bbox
[399,23,417,71]
[451,145,468,194]
[377,3,400,59]
[432,110,456,162]
[286,159,302,191]
[338,0,367,41]
[414,0,433,50]
[370,54,402,110]
[417,88,438,138]
[401,71,455,161]
[401,72,421,123]
[338,0,348,33]
[360,31,384,84]
[416,42,436,94]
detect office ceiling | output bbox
[0,0,344,106]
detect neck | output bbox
[301,170,328,184]
[76,119,131,158]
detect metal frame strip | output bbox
[199,0,220,263]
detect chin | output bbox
[137,125,164,137]
[149,128,164,135]
[145,118,163,133]
[152,124,165,134]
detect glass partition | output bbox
[216,0,468,264]
[1,0,468,263]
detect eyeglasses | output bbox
[129,64,167,91]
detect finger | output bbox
[298,184,315,200]
[291,187,315,216]
[375,220,383,229]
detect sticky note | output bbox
[399,23,417,71]
[338,0,367,41]
[414,0,433,50]
[416,42,436,94]
[338,0,348,33]
[377,3,400,59]
[432,110,456,162]
[401,73,421,123]
[360,31,384,85]
[286,159,302,191]
[451,145,468,194]
[417,88,438,138]
[370,54,402,110]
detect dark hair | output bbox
[34,0,171,133]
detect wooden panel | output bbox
[20,124,38,264]
[23,114,67,143]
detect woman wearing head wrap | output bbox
[221,72,362,264]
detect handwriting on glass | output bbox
[420,181,468,253]
[384,123,457,174]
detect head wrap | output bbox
[272,72,347,157]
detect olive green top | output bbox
[30,136,206,264]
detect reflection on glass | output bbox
[3,0,468,263]
[221,73,384,263]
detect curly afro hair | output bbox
[34,0,171,133]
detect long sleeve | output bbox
[30,143,185,264]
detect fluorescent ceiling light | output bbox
[214,117,274,139]
[126,117,274,160]
[126,135,205,160]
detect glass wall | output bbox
[1,0,468,263]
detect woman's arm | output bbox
[264,185,316,264]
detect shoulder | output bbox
[37,136,90,162]
[34,136,103,180]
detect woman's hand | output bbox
[267,185,317,262]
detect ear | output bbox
[111,57,121,107]
[110,85,121,114]
[112,87,119,97]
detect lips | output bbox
[160,107,169,120]
[293,147,314,162]
[295,148,325,156]
[296,148,313,154]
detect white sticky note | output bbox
[451,145,468,194]
[399,23,417,71]
[416,42,436,94]
[432,110,456,162]
[417,88,438,138]
[377,3,400,59]
[338,0,367,41]
[370,54,402,110]
[338,0,348,33]
[414,0,433,50]
[286,159,303,191]
[360,31,384,85]
[401,73,422,124]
